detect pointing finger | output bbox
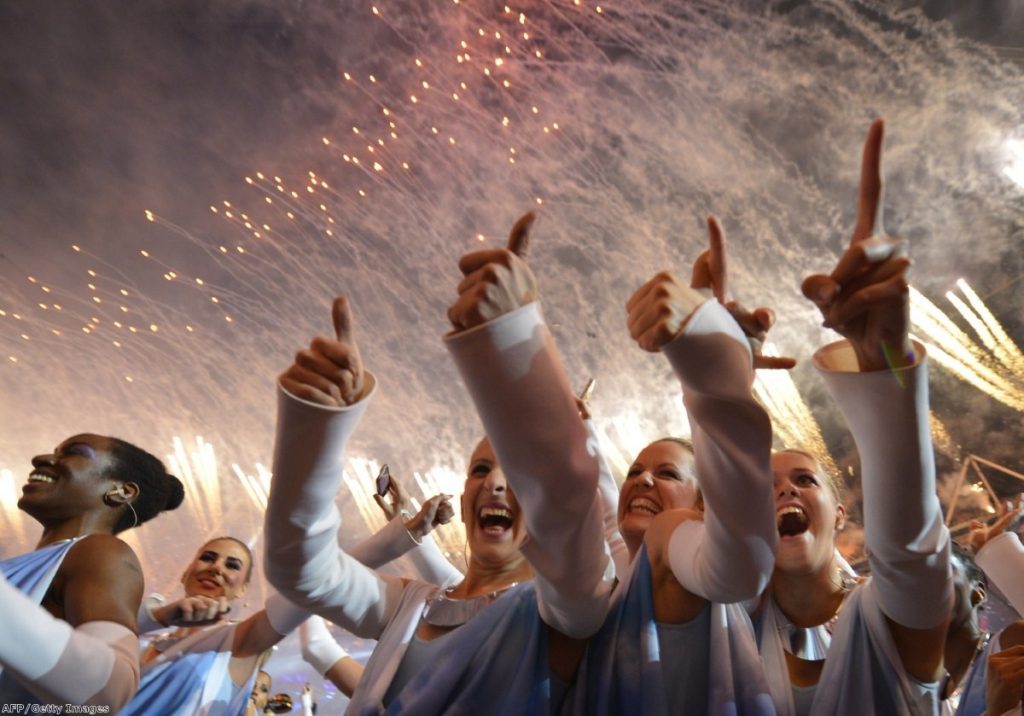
[852,119,885,244]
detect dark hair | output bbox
[107,437,185,533]
[951,540,987,590]
[200,536,254,584]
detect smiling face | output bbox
[181,538,252,601]
[20,434,124,526]
[771,451,845,575]
[618,439,700,556]
[249,671,271,712]
[460,438,528,567]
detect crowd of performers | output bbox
[2,120,1024,715]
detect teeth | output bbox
[628,497,660,515]
[28,472,55,484]
[479,507,512,520]
[774,506,806,524]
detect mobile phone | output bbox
[375,464,391,497]
[578,377,596,403]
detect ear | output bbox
[104,482,134,506]
[460,491,471,525]
[835,504,847,531]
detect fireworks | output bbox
[2,1,1023,571]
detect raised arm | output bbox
[801,119,951,681]
[971,506,1024,617]
[264,297,405,639]
[444,214,612,638]
[0,535,141,709]
[626,217,778,604]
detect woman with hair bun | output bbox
[0,433,184,710]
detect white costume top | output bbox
[265,302,613,714]
[759,341,952,716]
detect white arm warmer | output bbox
[350,511,462,587]
[445,303,613,638]
[347,516,420,568]
[265,379,405,639]
[815,340,951,630]
[0,572,139,708]
[976,532,1024,617]
[660,299,777,603]
[585,418,630,581]
[135,593,167,634]
[405,533,464,588]
[264,591,311,636]
[299,616,349,675]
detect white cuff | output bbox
[135,593,167,634]
[299,616,348,675]
[0,573,139,707]
[976,532,1024,616]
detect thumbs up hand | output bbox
[280,296,366,407]
[628,216,795,369]
[447,213,539,331]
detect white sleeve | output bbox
[299,616,349,675]
[349,512,462,587]
[975,532,1024,617]
[135,593,167,635]
[264,379,406,639]
[660,299,777,603]
[815,340,951,630]
[445,303,613,638]
[405,533,464,588]
[346,516,421,568]
[584,418,630,581]
[0,573,140,709]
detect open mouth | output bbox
[627,497,660,516]
[27,470,57,484]
[478,505,514,535]
[777,505,810,537]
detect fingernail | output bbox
[818,284,836,303]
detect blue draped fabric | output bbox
[0,539,77,597]
[119,623,257,716]
[572,545,667,715]
[0,539,79,706]
[379,581,552,716]
[572,545,775,716]
[954,632,998,716]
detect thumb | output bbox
[507,212,536,259]
[332,296,355,343]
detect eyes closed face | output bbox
[461,438,527,562]
[618,440,699,545]
[182,538,251,601]
[20,434,119,517]
[771,451,844,574]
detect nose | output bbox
[483,468,507,495]
[640,472,655,488]
[31,453,56,469]
[775,480,799,499]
